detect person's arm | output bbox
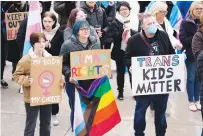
[102,9,109,34]
[59,41,71,78]
[197,53,203,81]
[111,21,123,38]
[90,26,101,48]
[13,59,30,87]
[179,20,193,48]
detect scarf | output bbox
[43,24,59,41]
[116,12,131,51]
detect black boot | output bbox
[117,90,124,100]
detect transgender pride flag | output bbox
[23,1,42,56]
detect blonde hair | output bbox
[148,2,168,17]
[189,1,203,18]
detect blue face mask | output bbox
[146,24,157,35]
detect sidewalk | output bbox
[1,62,202,136]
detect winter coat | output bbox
[59,35,100,82]
[196,50,203,107]
[54,1,76,25]
[192,31,203,59]
[63,26,100,46]
[80,2,109,34]
[13,49,51,103]
[111,18,137,60]
[124,30,175,67]
[44,25,65,56]
[179,14,200,61]
[6,3,29,62]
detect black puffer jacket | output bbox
[197,50,203,108]
[124,30,175,67]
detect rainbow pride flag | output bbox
[23,1,42,56]
[74,76,121,136]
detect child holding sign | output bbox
[13,32,64,136]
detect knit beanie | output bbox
[72,20,90,37]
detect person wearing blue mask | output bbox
[124,13,175,136]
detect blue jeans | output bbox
[134,94,169,136]
[185,60,200,102]
[65,81,75,131]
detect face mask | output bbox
[146,24,157,35]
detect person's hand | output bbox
[45,41,51,48]
[123,24,129,31]
[28,77,34,85]
[129,66,132,73]
[69,77,78,86]
[176,42,182,50]
[97,31,103,38]
[59,79,65,89]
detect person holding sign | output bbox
[179,1,203,111]
[60,20,100,131]
[13,32,64,136]
[111,1,137,100]
[124,14,175,136]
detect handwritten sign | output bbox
[5,12,28,40]
[30,56,62,106]
[132,54,185,96]
[70,49,111,80]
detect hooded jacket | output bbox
[13,49,51,103]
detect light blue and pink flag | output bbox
[23,1,42,56]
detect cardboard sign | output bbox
[70,49,111,80]
[5,12,28,40]
[132,54,185,96]
[30,56,62,106]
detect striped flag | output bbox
[23,1,42,56]
[74,76,121,136]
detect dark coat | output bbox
[192,31,203,59]
[111,19,137,60]
[54,1,76,25]
[80,2,109,34]
[124,30,175,67]
[179,14,200,62]
[6,3,29,62]
[45,26,66,56]
[196,50,203,107]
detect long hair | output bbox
[200,12,203,32]
[42,11,57,29]
[67,8,83,28]
[189,1,203,18]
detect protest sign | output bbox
[70,49,111,80]
[132,54,185,96]
[5,12,28,40]
[30,56,62,106]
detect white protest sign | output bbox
[132,54,185,96]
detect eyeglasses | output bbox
[120,8,129,12]
[159,10,168,14]
[195,8,203,11]
[79,28,89,31]
[76,14,87,19]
